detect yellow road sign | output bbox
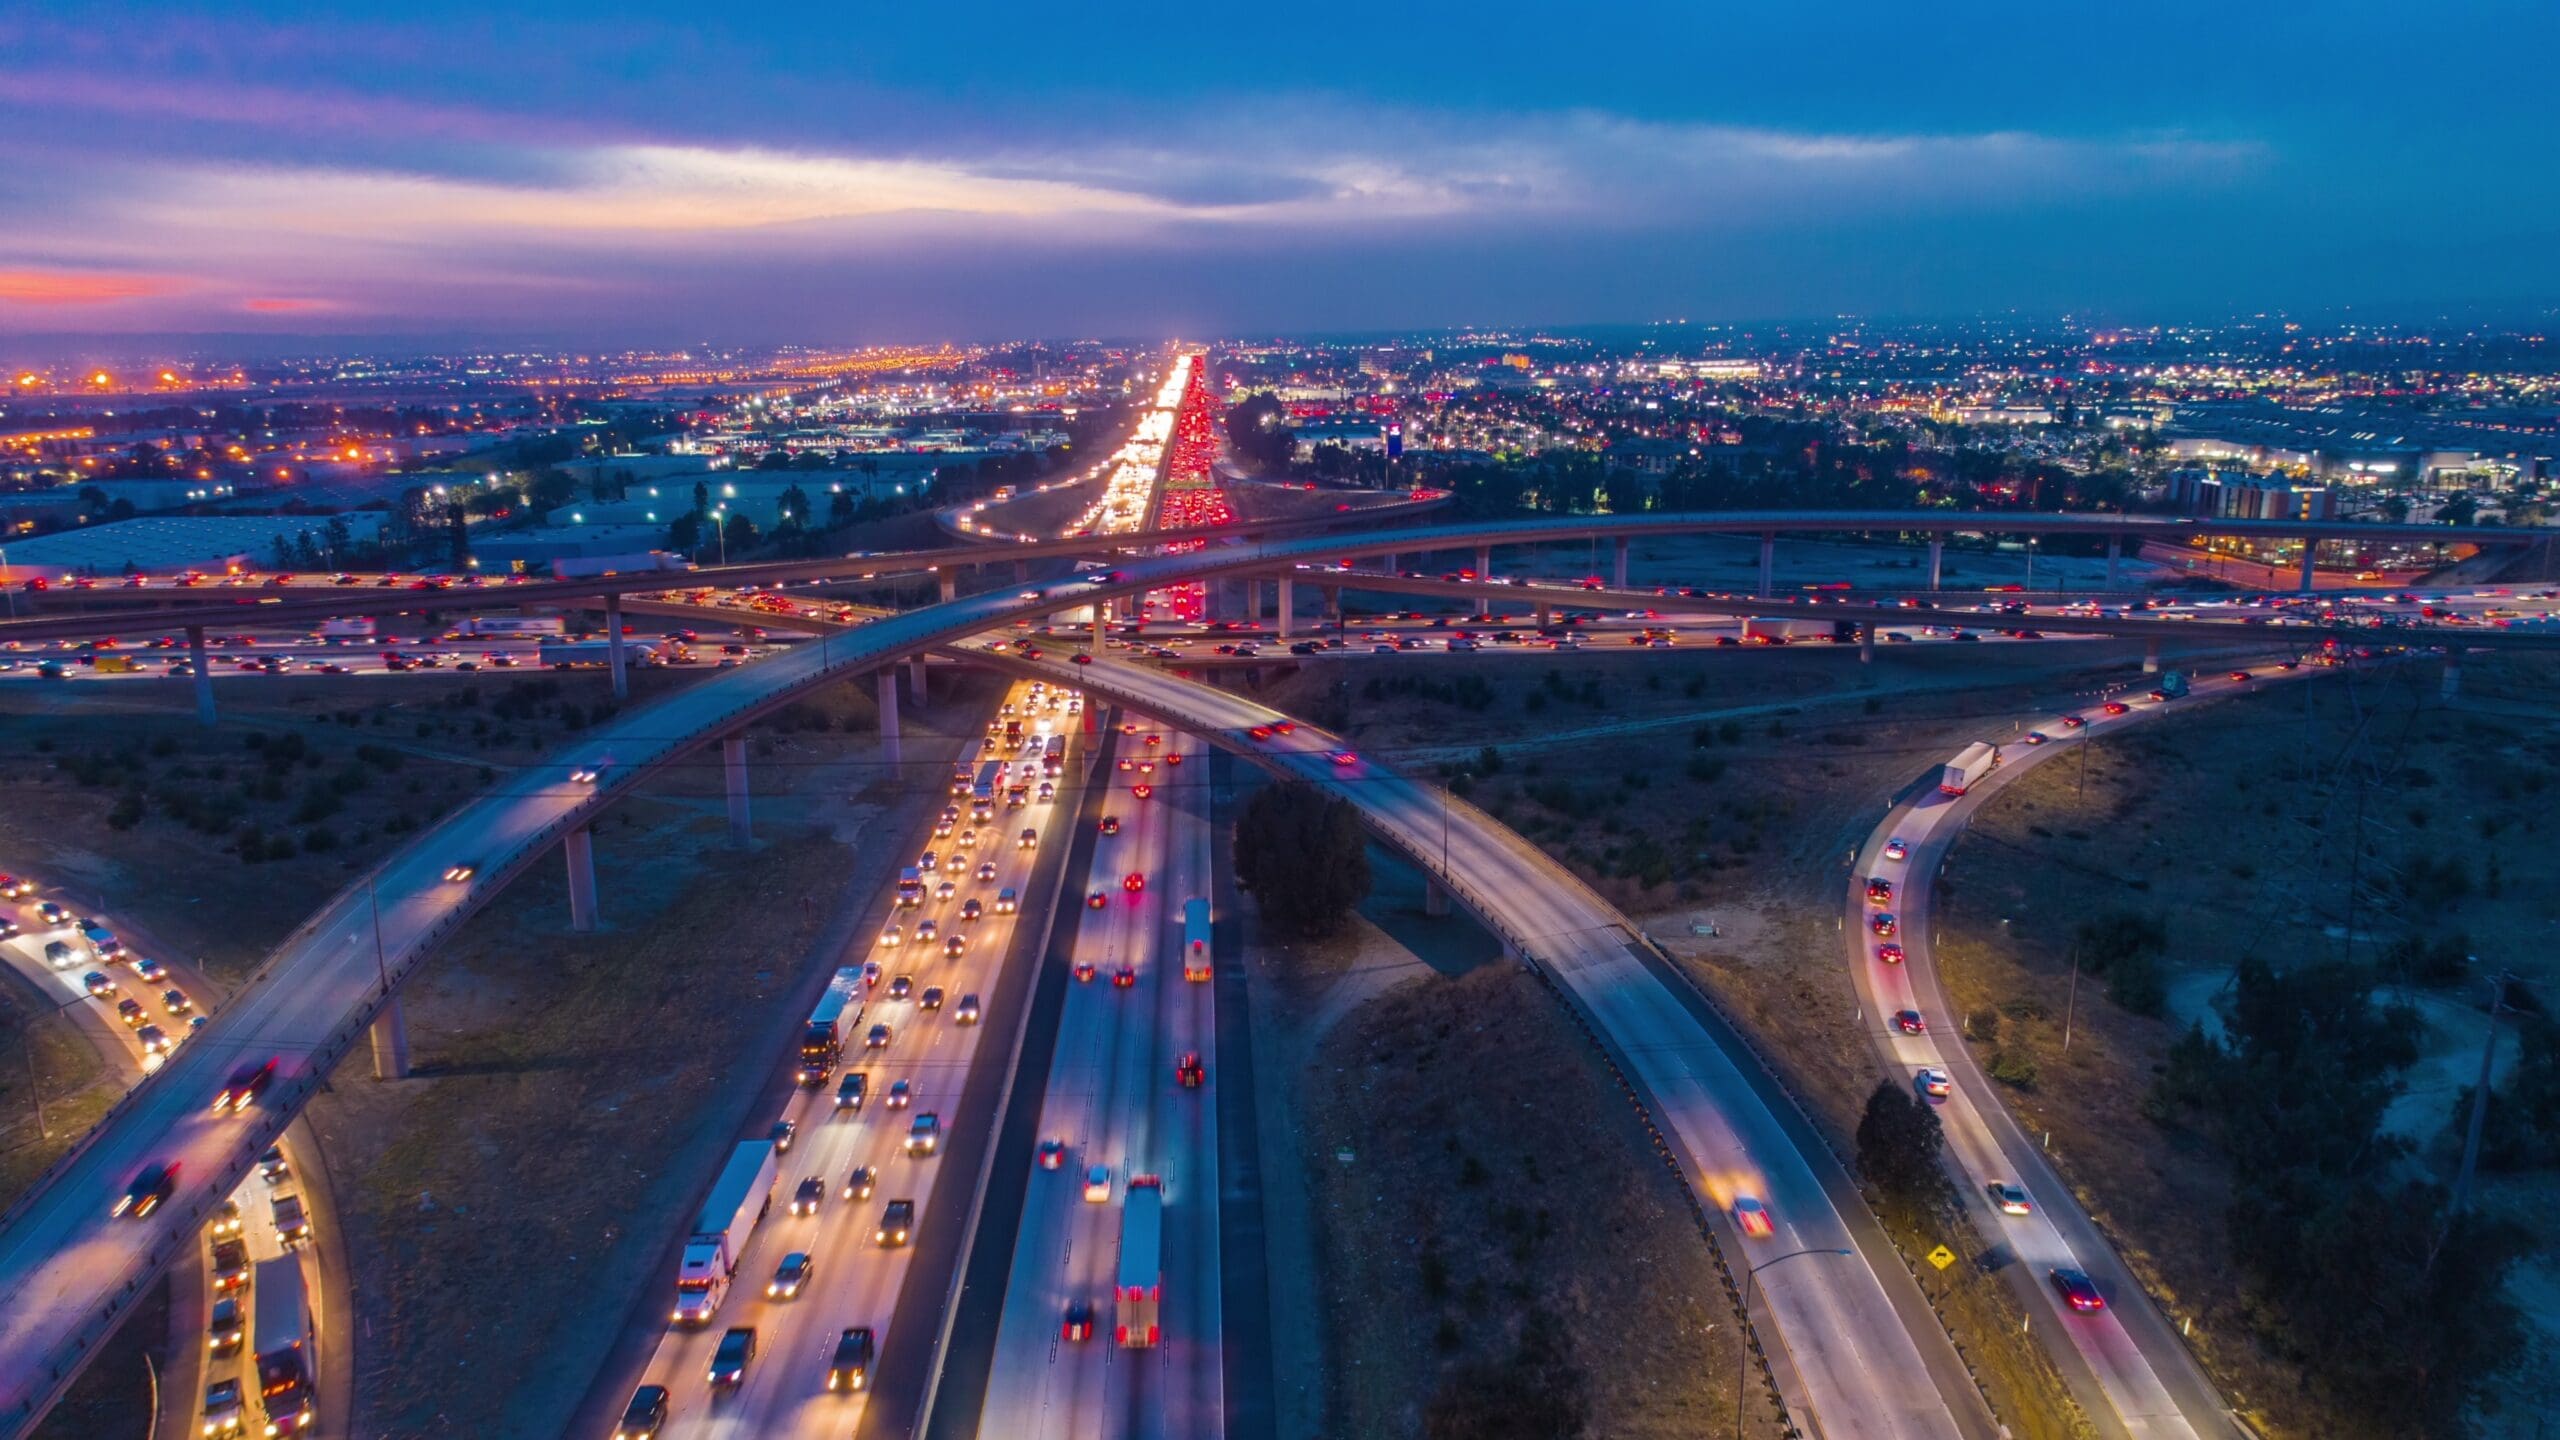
[1927,1245,1958,1271]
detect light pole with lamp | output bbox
[1734,1246,1852,1438]
[366,874,391,995]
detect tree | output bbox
[1232,781,1371,939]
[1855,1080,1944,1207]
[827,489,857,529]
[1224,393,1295,472]
[2073,910,2170,1016]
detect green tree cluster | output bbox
[1232,781,1371,939]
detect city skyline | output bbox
[6,0,2558,343]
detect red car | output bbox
[1164,752,1184,766]
[1329,751,1358,766]
[2227,670,2252,682]
[1144,734,1162,747]
[2102,701,2129,716]
[1248,725,1273,741]
[1731,1195,1774,1239]
[1131,783,1153,800]
[1892,1010,1926,1034]
[1274,722,1296,735]
[1877,943,1906,965]
[2057,714,2085,729]
[1175,1052,1205,1087]
[1122,872,1145,893]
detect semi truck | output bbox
[672,1140,778,1326]
[550,551,693,580]
[2153,671,2190,698]
[1182,898,1212,982]
[1938,741,2002,796]
[537,636,677,669]
[797,967,866,1086]
[252,1255,316,1436]
[1741,617,1860,644]
[316,617,376,640]
[1115,1176,1163,1348]
[461,614,565,638]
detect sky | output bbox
[2,1,2555,345]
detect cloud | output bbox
[0,268,188,307]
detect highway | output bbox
[1842,667,2341,1440]
[967,723,1222,1440]
[956,645,1985,1440]
[611,679,1086,1439]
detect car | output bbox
[708,1326,758,1388]
[570,765,601,784]
[1099,815,1121,836]
[162,987,192,1016]
[959,897,983,922]
[203,1376,245,1436]
[1176,1051,1205,1087]
[442,859,479,883]
[1115,757,1133,772]
[2227,670,2252,682]
[861,961,883,988]
[2102,701,2130,716]
[614,1383,669,1438]
[826,1326,877,1392]
[211,1198,244,1236]
[2146,688,2175,702]
[867,1023,892,1049]
[116,997,146,1027]
[1987,1181,2033,1216]
[2022,731,2047,746]
[835,1072,868,1111]
[769,1119,797,1154]
[1083,1164,1113,1203]
[207,1295,245,1355]
[887,974,913,1000]
[1329,750,1358,766]
[2057,714,2085,730]
[944,934,967,958]
[1123,871,1145,893]
[1866,877,1893,907]
[1892,1009,1926,1034]
[1915,1066,1952,1099]
[1113,964,1137,988]
[1073,959,1097,982]
[955,993,982,1024]
[131,956,166,983]
[1061,1300,1096,1342]
[791,1177,825,1215]
[1087,890,1108,910]
[841,1164,878,1201]
[1882,838,1908,862]
[257,1145,290,1185]
[1871,913,1898,937]
[907,1111,941,1156]
[210,1237,249,1290]
[767,1252,815,1299]
[1732,1195,1775,1239]
[113,1162,178,1218]
[887,1078,913,1110]
[996,888,1019,914]
[213,1058,278,1113]
[875,1199,915,1246]
[2049,1266,2105,1312]
[1876,943,1905,965]
[81,970,116,998]
[34,900,68,925]
[936,880,958,901]
[920,985,946,1010]
[879,924,902,948]
[1037,1140,1068,1171]
[914,919,938,943]
[0,874,33,899]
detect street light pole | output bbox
[367,874,390,993]
[1733,1246,1852,1439]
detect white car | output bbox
[1082,1164,1112,1204]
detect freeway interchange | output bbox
[0,483,2550,1440]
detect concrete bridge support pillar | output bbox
[1613,537,1631,590]
[369,996,410,1081]
[2143,640,2161,675]
[937,571,958,604]
[1424,879,1451,918]
[2299,541,2319,594]
[187,624,216,728]
[1380,553,1397,577]
[1323,585,1341,621]
[606,592,629,700]
[906,654,927,707]
[1536,602,1552,631]
[1927,538,1944,592]
[1091,607,1106,650]
[2104,537,2121,592]
[1757,532,1776,600]
[1474,546,1493,614]
[723,735,752,847]
[1246,579,1263,622]
[1276,578,1294,640]
[565,825,599,932]
[1859,623,1876,665]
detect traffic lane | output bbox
[1152,761,1222,1440]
